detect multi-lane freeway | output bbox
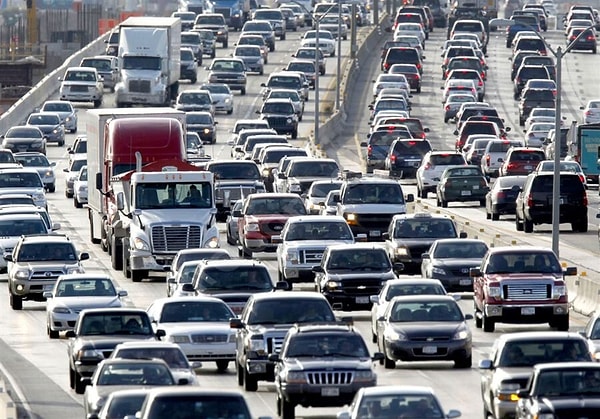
[1,6,600,419]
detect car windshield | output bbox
[69,159,87,173]
[7,128,42,138]
[344,184,405,205]
[180,93,210,104]
[186,114,212,124]
[288,161,339,177]
[181,49,194,60]
[245,197,306,215]
[28,114,59,125]
[310,182,342,198]
[358,395,444,418]
[145,395,251,418]
[244,22,272,31]
[122,56,161,71]
[55,278,116,297]
[445,166,483,177]
[181,34,200,44]
[15,155,50,167]
[0,196,34,205]
[262,102,294,114]
[304,31,333,40]
[247,299,335,325]
[64,71,96,81]
[211,60,245,72]
[114,347,189,369]
[42,102,72,112]
[197,267,272,291]
[236,47,260,56]
[135,182,212,209]
[327,249,391,271]
[158,301,233,323]
[105,394,147,418]
[0,219,46,237]
[433,241,488,259]
[263,149,306,163]
[393,219,456,239]
[196,16,224,25]
[385,283,446,300]
[0,172,43,188]
[81,59,112,71]
[534,369,600,397]
[285,221,352,241]
[268,76,301,88]
[499,341,590,367]
[80,314,153,336]
[269,90,300,101]
[97,363,173,386]
[286,334,369,358]
[209,163,260,180]
[287,62,314,72]
[17,242,76,261]
[390,300,463,322]
[486,251,563,274]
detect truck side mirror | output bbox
[116,192,125,211]
[95,172,102,190]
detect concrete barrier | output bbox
[0,32,110,134]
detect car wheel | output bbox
[211,50,216,58]
[70,128,77,134]
[573,220,588,232]
[482,313,495,333]
[223,40,228,48]
[515,214,524,231]
[93,99,102,108]
[553,316,569,331]
[69,366,75,389]
[454,355,472,369]
[281,397,294,419]
[372,331,377,343]
[418,185,427,199]
[216,360,229,372]
[242,245,252,259]
[190,77,197,84]
[9,292,22,310]
[241,88,246,95]
[524,218,533,233]
[486,210,491,220]
[48,183,55,193]
[131,270,146,282]
[474,304,482,328]
[243,368,258,391]
[65,190,73,198]
[479,199,485,207]
[491,212,500,221]
[331,50,335,57]
[291,129,298,139]
[384,354,396,369]
[269,44,275,52]
[48,326,59,339]
[226,230,236,245]
[237,362,244,386]
[74,370,86,394]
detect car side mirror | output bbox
[79,252,90,261]
[3,254,12,262]
[181,283,195,293]
[312,266,324,273]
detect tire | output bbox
[281,397,294,419]
[524,218,533,233]
[291,129,298,139]
[475,309,482,328]
[65,190,73,199]
[131,270,146,283]
[47,183,55,193]
[74,370,86,394]
[454,355,472,369]
[227,108,233,115]
[216,360,229,372]
[122,240,130,279]
[241,244,252,259]
[93,99,102,108]
[419,186,427,199]
[48,326,59,339]
[69,366,75,389]
[331,50,335,57]
[281,34,286,41]
[111,236,123,271]
[190,77,197,84]
[9,292,22,310]
[237,362,244,386]
[515,214,524,231]
[573,220,588,232]
[372,331,377,343]
[554,316,569,331]
[70,128,77,134]
[226,230,236,245]
[441,198,448,208]
[241,88,246,95]
[269,44,275,52]
[243,368,258,391]
[384,354,396,369]
[211,50,216,58]
[492,212,499,221]
[223,40,228,48]
[74,198,82,208]
[482,313,495,333]
[416,86,421,93]
[480,200,486,207]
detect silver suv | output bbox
[59,66,104,108]
[6,234,89,310]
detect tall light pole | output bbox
[335,4,342,110]
[491,19,594,257]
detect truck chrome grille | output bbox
[151,225,202,252]
[300,249,324,264]
[503,283,550,300]
[70,85,89,92]
[307,371,353,385]
[31,270,64,280]
[266,336,285,354]
[129,80,151,93]
[215,186,256,201]
[191,334,228,343]
[338,278,383,296]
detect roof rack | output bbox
[339,170,362,181]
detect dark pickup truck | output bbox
[518,89,555,125]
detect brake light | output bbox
[420,132,426,139]
[367,145,373,156]
[416,63,421,70]
[527,193,533,207]
[586,110,592,116]
[390,154,396,163]
[496,191,505,199]
[408,141,416,145]
[445,105,451,111]
[587,35,595,40]
[478,80,483,87]
[424,162,432,170]
[583,191,588,206]
[485,154,490,166]
[579,174,586,185]
[384,62,390,70]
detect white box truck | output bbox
[115,17,181,107]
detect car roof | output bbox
[251,291,328,301]
[114,341,183,350]
[286,215,348,224]
[389,295,459,304]
[150,296,230,305]
[200,259,267,269]
[497,331,585,343]
[326,243,387,251]
[384,278,445,286]
[359,385,437,397]
[57,273,112,281]
[0,213,43,221]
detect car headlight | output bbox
[203,128,211,134]
[14,269,30,279]
[170,335,191,344]
[67,267,84,274]
[384,328,406,341]
[553,285,566,299]
[248,337,266,352]
[77,349,104,360]
[344,213,358,225]
[52,129,59,134]
[497,382,521,402]
[431,266,446,275]
[204,236,219,248]
[395,247,408,256]
[324,280,341,290]
[286,118,293,125]
[33,193,45,201]
[245,222,260,232]
[53,307,71,314]
[286,371,306,383]
[44,170,53,177]
[133,237,150,251]
[452,327,470,340]
[225,98,232,103]
[286,249,299,264]
[354,370,374,382]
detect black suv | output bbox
[381,47,423,74]
[257,98,299,138]
[361,129,412,173]
[385,138,432,178]
[7,234,89,310]
[231,292,336,392]
[193,13,229,47]
[518,89,556,125]
[510,50,541,81]
[271,324,382,419]
[514,65,550,99]
[515,172,588,233]
[314,243,401,311]
[521,55,556,80]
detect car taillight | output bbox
[445,179,452,187]
[516,77,521,84]
[583,191,588,206]
[445,105,451,111]
[384,62,390,70]
[496,191,505,199]
[420,132,426,139]
[424,162,432,170]
[367,145,373,156]
[478,80,483,86]
[390,154,396,163]
[588,35,595,40]
[585,110,592,116]
[485,155,490,166]
[527,193,533,207]
[579,174,586,184]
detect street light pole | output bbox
[335,4,342,111]
[490,19,594,258]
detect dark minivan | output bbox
[385,138,432,178]
[381,47,423,74]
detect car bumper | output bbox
[245,358,275,380]
[280,382,374,406]
[60,93,101,102]
[11,278,57,299]
[440,189,487,202]
[178,342,236,362]
[385,338,471,362]
[322,292,375,311]
[48,312,78,332]
[131,253,175,272]
[483,303,569,324]
[428,274,473,291]
[243,237,277,252]
[282,265,316,282]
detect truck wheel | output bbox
[65,190,73,198]
[93,99,102,108]
[47,183,55,193]
[111,236,123,271]
[243,369,258,391]
[237,362,244,386]
[482,314,495,333]
[291,129,298,139]
[131,270,146,283]
[524,218,533,233]
[241,88,246,95]
[216,360,229,372]
[74,197,82,208]
[190,77,197,84]
[122,239,131,278]
[492,212,499,221]
[69,366,75,389]
[553,316,569,331]
[74,370,86,394]
[211,49,216,58]
[281,397,294,419]
[223,39,228,48]
[10,292,22,310]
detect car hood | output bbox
[0,187,44,195]
[284,239,353,249]
[4,137,42,143]
[30,124,61,133]
[432,258,483,269]
[341,203,407,214]
[51,296,124,311]
[245,214,296,223]
[90,383,166,399]
[156,322,232,334]
[389,321,465,338]
[285,358,372,370]
[61,81,98,86]
[492,367,533,383]
[75,335,157,350]
[138,209,208,226]
[208,93,231,101]
[540,396,600,411]
[486,273,563,281]
[324,271,395,280]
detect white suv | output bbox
[416,151,467,198]
[59,66,104,108]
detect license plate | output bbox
[521,307,535,315]
[131,97,147,102]
[524,165,532,170]
[461,190,471,196]
[321,387,339,396]
[356,296,369,304]
[473,185,479,190]
[369,230,381,237]
[423,346,437,354]
[459,279,471,286]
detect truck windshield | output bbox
[122,56,161,71]
[135,182,212,209]
[344,184,405,205]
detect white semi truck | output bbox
[115,17,181,107]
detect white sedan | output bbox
[393,23,426,46]
[45,274,128,339]
[372,74,410,98]
[524,122,554,148]
[581,99,600,124]
[300,30,336,56]
[146,296,237,372]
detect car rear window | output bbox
[386,48,419,61]
[532,174,585,193]
[523,90,555,101]
[393,140,432,155]
[519,67,549,79]
[489,141,522,152]
[510,150,545,161]
[516,39,546,51]
[430,154,465,165]
[454,21,483,31]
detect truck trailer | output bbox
[115,17,181,107]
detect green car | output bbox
[436,165,489,208]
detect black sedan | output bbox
[485,175,527,221]
[185,111,217,144]
[376,295,472,369]
[26,112,65,146]
[436,165,489,208]
[420,238,488,292]
[1,126,47,154]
